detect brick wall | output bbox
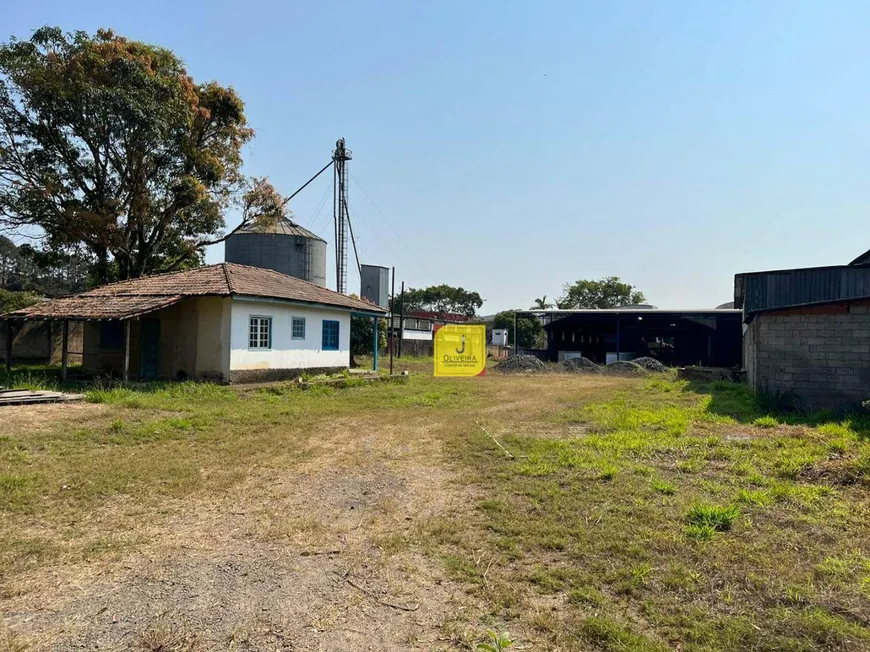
[745,302,870,410]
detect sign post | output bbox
[433,324,487,377]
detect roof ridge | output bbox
[222,262,379,305]
[221,262,235,294]
[223,262,322,289]
[79,264,223,291]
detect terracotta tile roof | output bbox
[7,295,186,320]
[3,263,387,320]
[223,264,386,313]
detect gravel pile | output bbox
[604,360,647,376]
[632,357,668,373]
[496,355,547,373]
[563,357,602,374]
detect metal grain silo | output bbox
[225,217,327,287]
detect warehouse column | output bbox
[372,317,379,372]
[616,316,621,361]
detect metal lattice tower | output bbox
[332,138,352,294]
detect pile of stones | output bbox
[604,360,647,376]
[495,355,547,373]
[562,357,602,373]
[632,357,668,373]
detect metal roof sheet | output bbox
[231,217,326,242]
[735,265,870,319]
[531,308,742,315]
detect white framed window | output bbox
[292,316,306,340]
[249,316,272,349]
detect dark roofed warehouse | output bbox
[539,309,742,368]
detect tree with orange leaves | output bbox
[0,27,285,283]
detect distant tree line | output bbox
[0,236,89,296]
[395,284,483,319]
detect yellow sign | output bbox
[434,324,487,377]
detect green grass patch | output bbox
[753,416,779,429]
[650,477,676,495]
[685,503,740,532]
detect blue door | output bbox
[140,319,161,379]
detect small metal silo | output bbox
[360,265,391,308]
[225,217,328,287]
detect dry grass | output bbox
[1,366,869,650]
[0,627,31,652]
[134,615,199,652]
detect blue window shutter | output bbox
[322,320,339,351]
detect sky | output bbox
[5,1,870,313]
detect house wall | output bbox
[82,321,129,376]
[745,301,870,410]
[195,297,232,382]
[229,299,351,382]
[81,297,231,381]
[1,320,83,365]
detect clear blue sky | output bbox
[7,1,870,312]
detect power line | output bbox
[306,178,332,235]
[343,199,362,276]
[349,173,434,284]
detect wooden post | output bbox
[513,312,518,357]
[372,317,379,371]
[61,320,69,382]
[123,320,131,383]
[4,321,13,373]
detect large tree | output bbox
[559,277,646,309]
[532,295,553,310]
[0,27,283,283]
[493,310,543,349]
[350,315,387,357]
[399,284,483,319]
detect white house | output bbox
[2,263,387,383]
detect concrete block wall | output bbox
[746,302,870,410]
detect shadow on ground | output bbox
[684,379,870,438]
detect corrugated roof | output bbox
[3,263,386,320]
[735,265,870,320]
[533,308,741,315]
[231,217,326,242]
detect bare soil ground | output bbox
[4,370,869,651]
[2,405,484,651]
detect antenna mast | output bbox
[332,138,352,294]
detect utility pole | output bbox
[332,138,352,294]
[398,281,405,358]
[389,266,395,375]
